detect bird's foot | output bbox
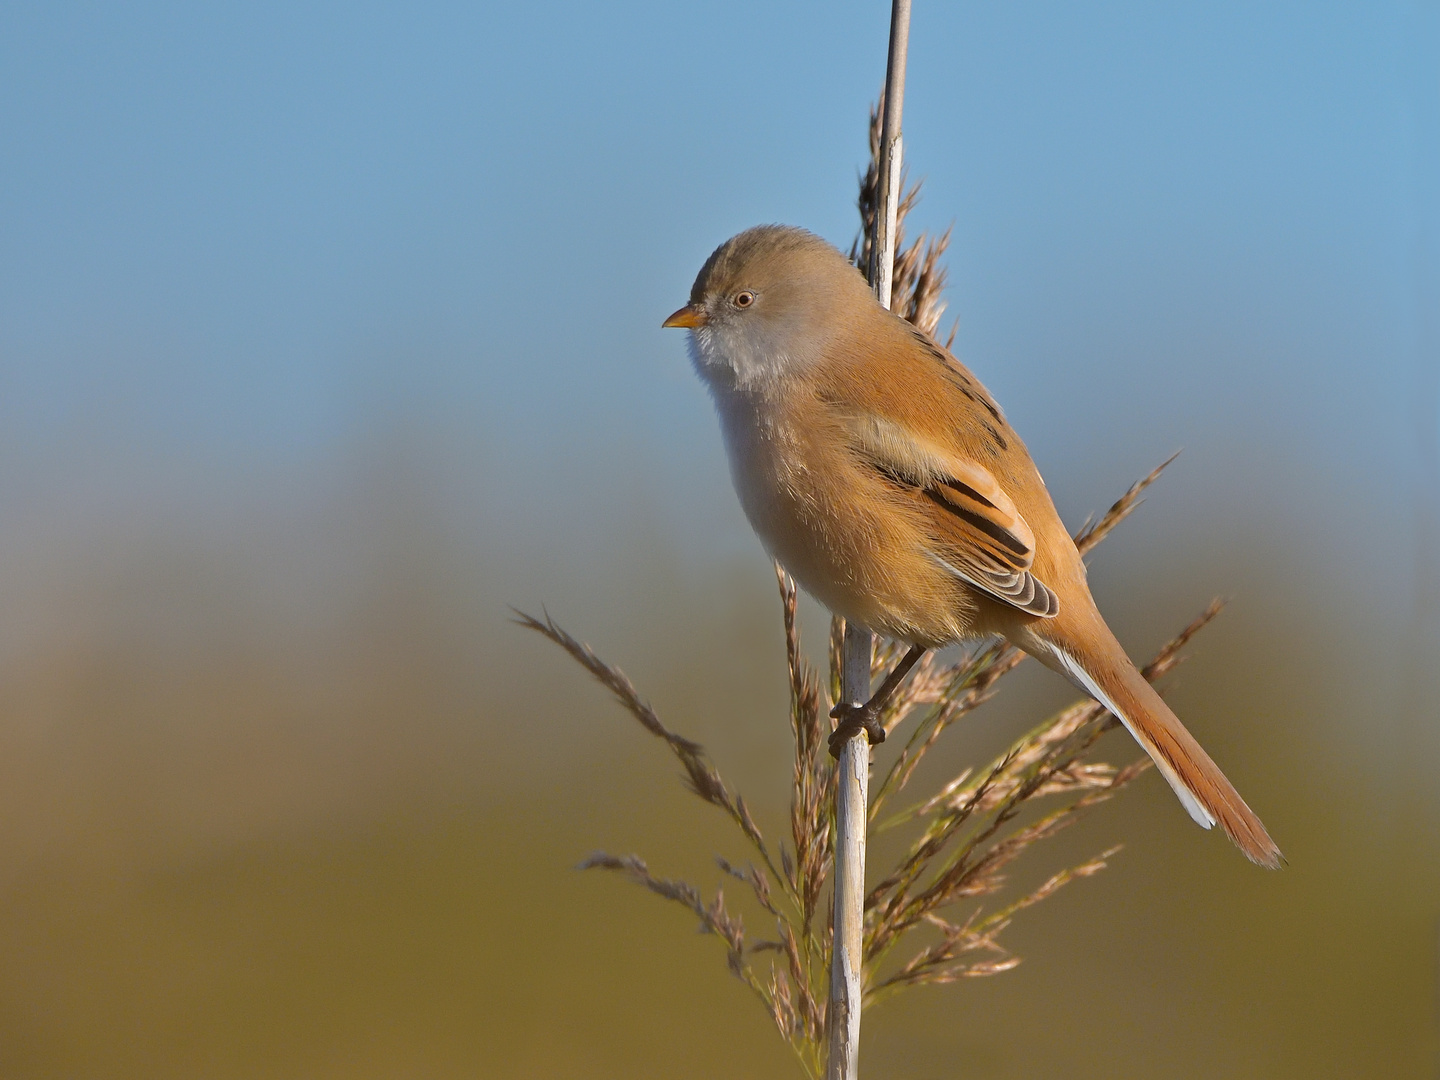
[828,702,886,758]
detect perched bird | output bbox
[664,224,1280,868]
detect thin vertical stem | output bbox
[827,626,871,1077]
[827,3,912,1078]
[867,0,912,312]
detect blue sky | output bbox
[0,0,1436,599]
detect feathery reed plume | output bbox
[516,104,1219,1077]
[849,98,956,346]
[518,520,1213,1074]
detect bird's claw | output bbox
[828,702,886,757]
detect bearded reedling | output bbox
[665,225,1280,868]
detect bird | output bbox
[662,224,1281,868]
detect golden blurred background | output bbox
[0,424,1433,1077]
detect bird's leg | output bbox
[828,643,927,757]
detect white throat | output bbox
[686,319,818,394]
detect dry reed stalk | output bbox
[515,100,1219,1079]
[518,537,1215,1074]
[519,514,1216,1075]
[829,9,912,1075]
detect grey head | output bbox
[663,225,875,391]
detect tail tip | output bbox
[1245,841,1285,871]
[1230,824,1284,870]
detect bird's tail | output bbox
[1019,621,1282,869]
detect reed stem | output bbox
[826,3,912,1077]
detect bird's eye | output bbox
[733,291,755,308]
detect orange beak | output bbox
[662,304,707,329]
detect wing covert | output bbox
[846,414,1059,618]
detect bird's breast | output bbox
[709,384,976,646]
[711,387,808,546]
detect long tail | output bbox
[1019,623,1282,869]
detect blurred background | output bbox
[1,1,1438,1076]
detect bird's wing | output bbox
[845,412,1060,618]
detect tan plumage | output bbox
[666,225,1281,869]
